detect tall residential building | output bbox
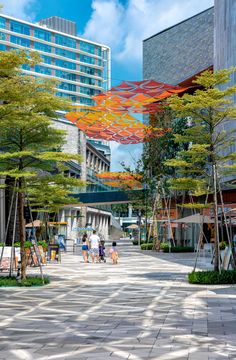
[0,14,110,104]
[0,14,112,240]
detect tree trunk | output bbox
[18,181,26,280]
[213,164,220,272]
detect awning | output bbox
[126,224,139,229]
[173,214,215,224]
[25,220,43,228]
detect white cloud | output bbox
[0,0,36,21]
[110,142,143,171]
[83,0,214,65]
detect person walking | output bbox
[81,233,89,263]
[89,230,100,263]
[109,241,119,264]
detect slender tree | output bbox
[165,68,236,271]
[0,50,84,279]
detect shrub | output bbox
[37,240,48,250]
[171,246,194,253]
[160,244,194,253]
[14,241,32,248]
[141,243,153,250]
[132,240,139,245]
[0,276,50,287]
[219,241,227,250]
[160,243,170,252]
[188,270,236,284]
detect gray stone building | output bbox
[143,7,214,85]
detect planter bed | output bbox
[188,270,236,284]
[0,276,50,287]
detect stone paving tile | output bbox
[0,240,236,359]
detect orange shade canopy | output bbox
[65,110,169,144]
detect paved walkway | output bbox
[0,240,236,360]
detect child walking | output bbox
[109,241,118,264]
[81,233,89,263]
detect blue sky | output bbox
[1,0,214,170]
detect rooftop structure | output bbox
[39,16,77,36]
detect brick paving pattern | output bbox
[0,240,236,359]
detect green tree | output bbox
[165,68,236,271]
[0,50,83,279]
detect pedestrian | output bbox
[109,241,119,264]
[88,230,100,263]
[81,233,89,263]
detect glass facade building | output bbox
[0,14,110,105]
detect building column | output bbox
[214,0,236,156]
[79,131,87,228]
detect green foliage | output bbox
[0,50,84,279]
[37,241,48,250]
[132,240,139,245]
[0,276,50,287]
[160,243,194,253]
[219,241,227,250]
[160,243,170,252]
[14,241,32,248]
[188,270,236,284]
[166,68,236,188]
[141,243,153,250]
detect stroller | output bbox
[99,240,106,263]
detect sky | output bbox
[1,0,214,170]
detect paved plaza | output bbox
[0,240,236,360]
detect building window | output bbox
[0,43,6,50]
[80,97,94,106]
[41,55,52,64]
[80,86,100,96]
[80,76,96,86]
[80,41,101,56]
[0,17,6,29]
[0,31,6,41]
[22,64,31,71]
[80,54,95,65]
[80,41,96,54]
[10,20,30,35]
[55,34,76,48]
[34,41,52,53]
[34,65,52,75]
[56,92,77,102]
[58,82,76,92]
[55,70,76,81]
[10,35,30,47]
[55,59,76,70]
[80,65,102,77]
[34,28,51,42]
[55,47,76,60]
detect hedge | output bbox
[160,244,194,253]
[133,240,153,246]
[0,276,50,287]
[141,243,153,250]
[188,270,236,284]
